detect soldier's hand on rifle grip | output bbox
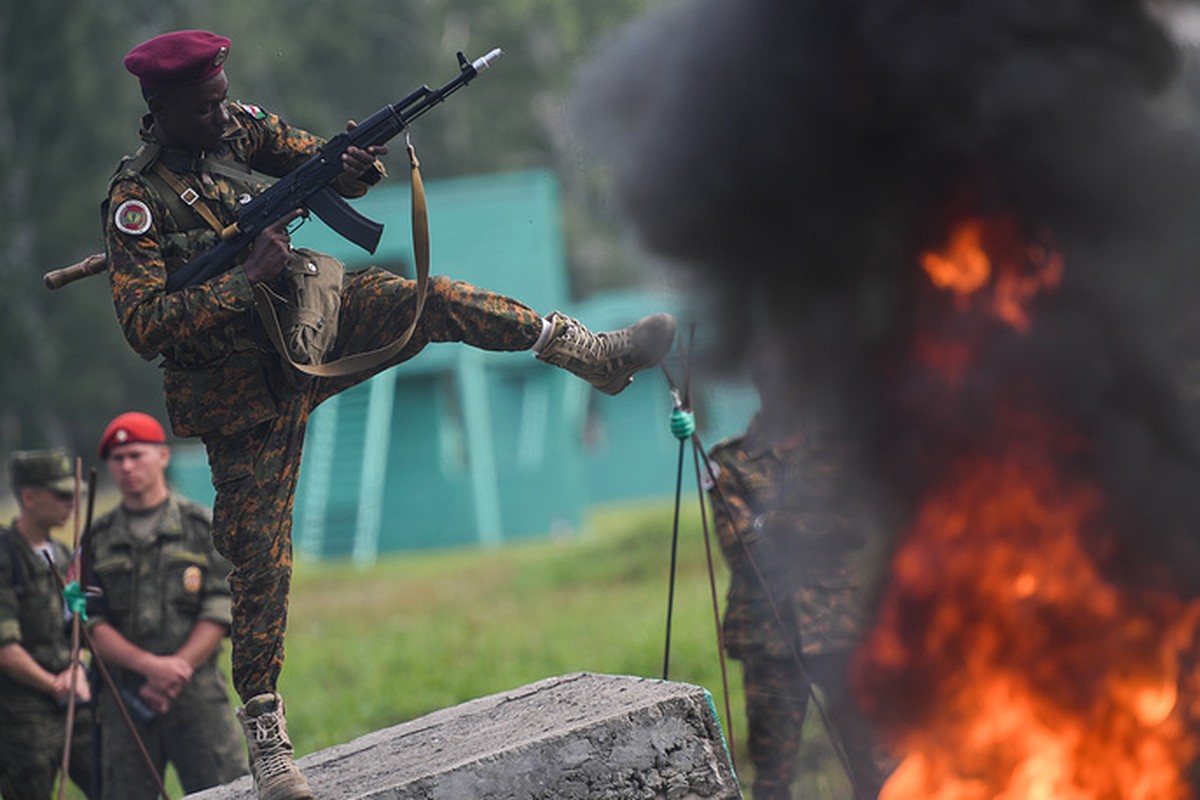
[242,210,303,284]
[342,119,388,179]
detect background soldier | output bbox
[706,351,887,800]
[86,412,247,799]
[104,30,674,800]
[0,450,95,800]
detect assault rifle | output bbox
[43,48,502,292]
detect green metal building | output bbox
[169,169,756,562]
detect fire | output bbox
[855,217,1200,799]
[861,439,1200,799]
[919,216,1064,332]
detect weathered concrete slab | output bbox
[187,671,740,799]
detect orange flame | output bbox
[920,216,1064,332]
[861,438,1200,799]
[857,223,1200,798]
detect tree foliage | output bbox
[0,0,664,476]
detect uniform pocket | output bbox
[92,555,135,622]
[275,248,344,366]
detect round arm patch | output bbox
[114,199,152,235]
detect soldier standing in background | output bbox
[104,29,675,799]
[706,351,887,800]
[86,412,247,799]
[0,450,95,800]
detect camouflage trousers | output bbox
[805,651,889,800]
[205,270,542,700]
[97,666,247,799]
[0,695,95,800]
[741,651,888,800]
[741,655,810,800]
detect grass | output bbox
[281,501,729,747]
[278,499,850,798]
[53,498,849,798]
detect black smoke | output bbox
[576,0,1200,594]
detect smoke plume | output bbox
[576,0,1200,593]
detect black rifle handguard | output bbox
[165,48,502,292]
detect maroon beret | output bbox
[124,30,231,91]
[99,412,167,459]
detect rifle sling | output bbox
[152,163,228,237]
[250,142,429,378]
[158,150,279,186]
[156,148,429,378]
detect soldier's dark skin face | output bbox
[149,71,231,154]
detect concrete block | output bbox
[186,671,740,799]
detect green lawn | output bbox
[56,499,850,798]
[277,500,850,798]
[280,501,733,748]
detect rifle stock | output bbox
[44,253,107,290]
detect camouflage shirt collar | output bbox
[137,112,250,156]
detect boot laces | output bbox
[248,711,295,779]
[257,748,296,781]
[559,318,630,360]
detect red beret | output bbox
[99,412,167,459]
[124,30,231,91]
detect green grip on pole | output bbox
[63,581,88,621]
[670,407,696,440]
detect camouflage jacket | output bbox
[86,493,232,687]
[707,415,868,658]
[103,104,380,438]
[0,524,75,706]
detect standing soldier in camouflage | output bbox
[85,412,247,798]
[103,29,675,800]
[0,450,95,800]
[706,354,886,800]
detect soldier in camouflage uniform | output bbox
[104,30,675,800]
[707,363,886,800]
[85,412,247,799]
[0,450,95,800]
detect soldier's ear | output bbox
[147,94,167,121]
[15,485,35,511]
[145,87,177,128]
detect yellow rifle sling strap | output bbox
[152,163,227,236]
[251,141,430,377]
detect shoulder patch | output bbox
[182,565,204,594]
[114,199,152,235]
[234,101,267,120]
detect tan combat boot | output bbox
[237,693,314,800]
[535,311,677,395]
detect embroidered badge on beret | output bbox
[114,199,152,235]
[214,46,228,67]
[183,565,203,594]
